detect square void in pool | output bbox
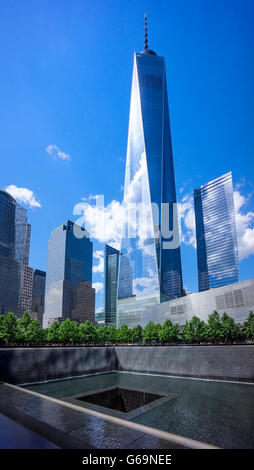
[77,387,164,413]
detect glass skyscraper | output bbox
[194,172,239,292]
[43,220,95,327]
[0,189,32,316]
[0,189,20,315]
[104,244,119,326]
[117,21,183,326]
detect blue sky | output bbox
[0,0,254,312]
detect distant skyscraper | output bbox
[19,264,33,314]
[104,244,119,326]
[194,172,239,292]
[31,269,46,325]
[43,220,95,327]
[15,204,31,265]
[117,17,183,327]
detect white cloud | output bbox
[180,194,196,247]
[93,282,103,293]
[93,250,104,273]
[234,190,254,261]
[46,144,71,161]
[5,185,41,208]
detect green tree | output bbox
[0,315,7,344]
[182,316,206,343]
[131,325,143,343]
[107,325,118,343]
[16,311,32,343]
[2,312,18,344]
[97,325,110,343]
[158,319,179,343]
[47,321,60,343]
[117,324,131,343]
[25,319,44,344]
[6,312,18,344]
[79,321,98,344]
[205,311,223,343]
[142,321,161,342]
[242,312,254,340]
[58,319,80,344]
[220,313,241,343]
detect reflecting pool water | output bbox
[24,372,254,449]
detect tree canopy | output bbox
[0,310,252,346]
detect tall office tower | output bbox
[31,269,46,325]
[0,189,33,316]
[15,205,31,265]
[43,220,95,327]
[19,264,33,314]
[104,244,119,326]
[117,17,183,327]
[194,172,239,292]
[0,190,21,315]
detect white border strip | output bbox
[114,370,254,386]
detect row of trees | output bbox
[0,311,253,346]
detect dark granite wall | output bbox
[116,346,254,382]
[0,347,117,384]
[0,345,253,384]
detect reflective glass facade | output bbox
[0,190,20,313]
[0,190,33,316]
[43,220,93,327]
[0,189,33,316]
[117,50,183,325]
[194,172,239,292]
[104,244,119,326]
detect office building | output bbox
[104,245,119,326]
[0,190,20,315]
[31,269,46,325]
[0,189,33,316]
[194,172,239,292]
[140,278,254,328]
[117,17,183,327]
[43,220,94,327]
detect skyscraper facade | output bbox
[104,244,119,326]
[15,204,31,265]
[117,21,183,326]
[43,220,95,327]
[0,190,20,315]
[194,172,239,292]
[31,269,46,325]
[0,189,33,316]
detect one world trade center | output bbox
[117,16,183,327]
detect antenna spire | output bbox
[144,13,148,50]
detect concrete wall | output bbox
[116,346,254,382]
[0,345,253,385]
[0,347,117,385]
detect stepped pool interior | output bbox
[23,372,254,449]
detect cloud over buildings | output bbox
[5,185,41,208]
